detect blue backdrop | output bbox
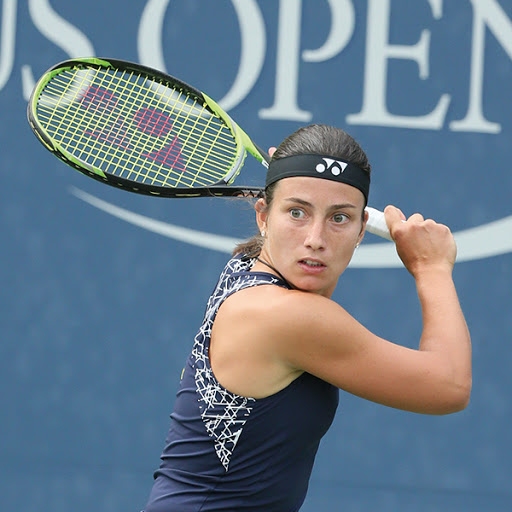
[2,1,512,510]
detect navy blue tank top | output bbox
[143,254,339,512]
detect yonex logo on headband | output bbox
[315,158,348,176]
[265,153,370,204]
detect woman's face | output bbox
[256,176,367,297]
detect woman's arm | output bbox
[272,206,471,414]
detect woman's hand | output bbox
[384,205,457,277]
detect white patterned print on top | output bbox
[192,257,282,471]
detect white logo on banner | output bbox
[8,0,510,266]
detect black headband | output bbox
[265,154,370,204]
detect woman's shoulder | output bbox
[222,282,340,327]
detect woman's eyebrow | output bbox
[284,197,357,211]
[283,197,313,207]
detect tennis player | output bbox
[142,124,472,512]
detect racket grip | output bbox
[365,207,392,241]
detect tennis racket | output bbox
[27,57,392,240]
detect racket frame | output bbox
[27,57,268,199]
[28,58,391,238]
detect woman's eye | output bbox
[290,208,304,219]
[332,213,349,224]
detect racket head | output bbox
[27,57,267,198]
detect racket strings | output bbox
[35,65,240,188]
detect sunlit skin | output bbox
[253,176,368,298]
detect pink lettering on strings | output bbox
[135,108,186,172]
[85,119,132,151]
[142,135,186,172]
[80,86,132,150]
[80,86,118,112]
[79,91,186,170]
[134,108,173,138]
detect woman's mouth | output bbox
[298,259,326,271]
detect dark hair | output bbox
[233,124,371,257]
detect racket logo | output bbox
[79,85,186,172]
[315,158,348,176]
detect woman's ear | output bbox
[357,208,369,246]
[268,146,277,157]
[255,198,268,233]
